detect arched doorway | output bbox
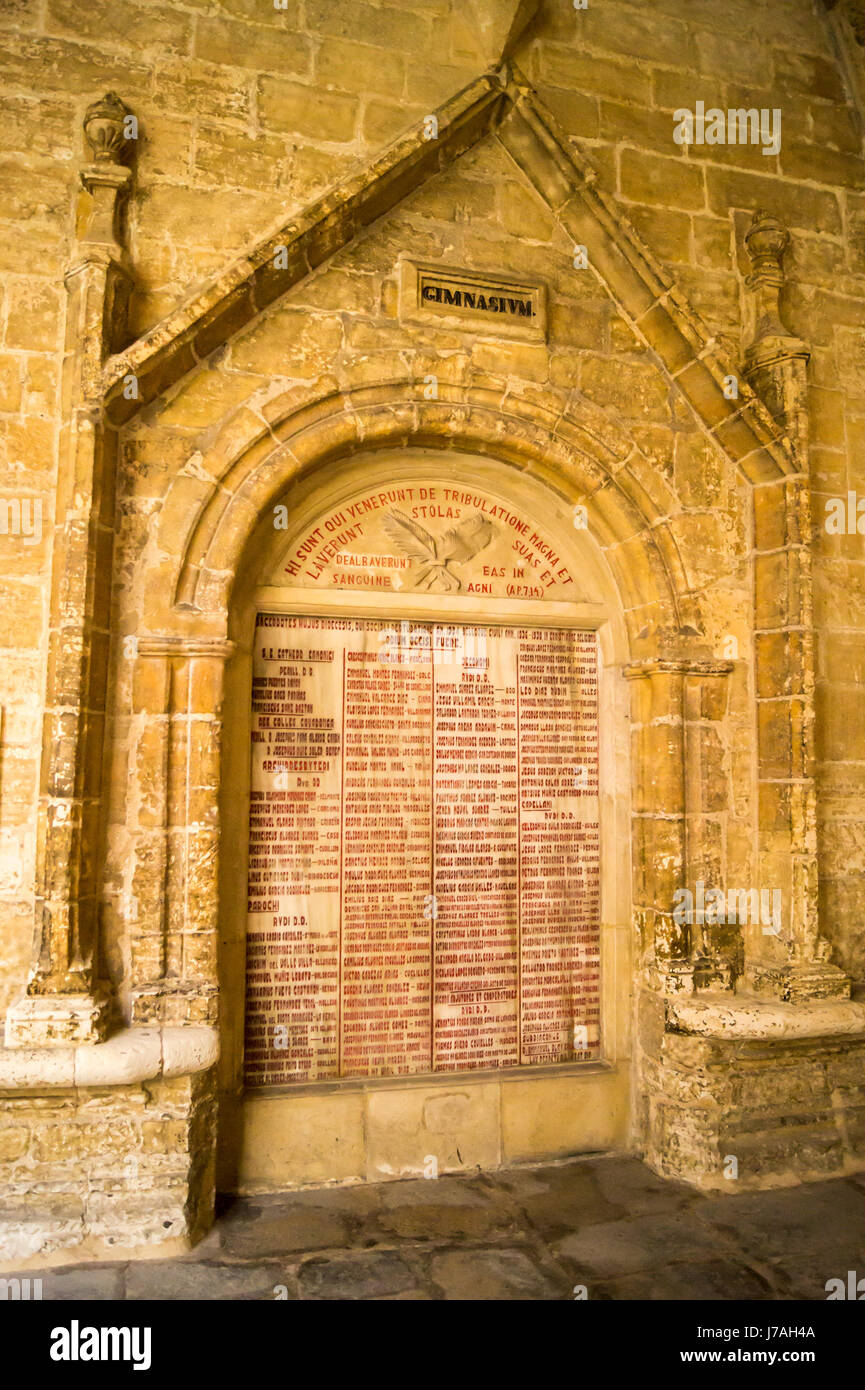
[215,447,634,1191]
[113,378,710,1206]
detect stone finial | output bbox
[83,92,133,165]
[742,208,809,462]
[77,93,135,257]
[745,207,788,271]
[744,208,789,336]
[742,208,808,367]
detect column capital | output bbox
[136,636,237,661]
[623,658,734,681]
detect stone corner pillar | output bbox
[125,635,236,1033]
[623,655,735,999]
[742,210,849,1006]
[5,94,137,1049]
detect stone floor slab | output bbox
[38,1266,126,1300]
[297,1250,418,1300]
[554,1210,734,1279]
[693,1180,865,1262]
[592,1260,776,1302]
[9,1156,865,1301]
[429,1247,566,1300]
[489,1159,623,1238]
[125,1261,287,1301]
[374,1175,513,1241]
[220,1202,352,1258]
[589,1156,698,1217]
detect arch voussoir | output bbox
[150,382,689,638]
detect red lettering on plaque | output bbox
[243,616,600,1085]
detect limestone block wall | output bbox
[639,990,865,1188]
[1,0,863,1018]
[0,0,864,1239]
[0,1070,216,1267]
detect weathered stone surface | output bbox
[2,0,865,1265]
[374,1177,513,1242]
[297,1251,419,1300]
[126,1260,283,1301]
[429,1247,564,1300]
[5,1154,857,1299]
[31,1265,125,1300]
[594,1259,774,1302]
[554,1211,730,1279]
[220,1203,352,1258]
[693,1181,865,1262]
[489,1161,622,1237]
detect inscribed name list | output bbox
[244,615,600,1085]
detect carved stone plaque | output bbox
[277,482,578,601]
[399,260,547,340]
[244,615,600,1085]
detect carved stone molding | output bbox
[742,209,809,464]
[136,636,237,661]
[623,659,735,680]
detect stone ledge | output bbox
[665,992,865,1041]
[0,1026,218,1092]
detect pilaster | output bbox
[743,209,848,1003]
[5,95,136,1047]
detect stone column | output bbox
[625,658,734,989]
[743,211,809,465]
[626,661,688,995]
[742,211,848,1002]
[626,658,735,996]
[130,638,234,1029]
[682,664,740,989]
[5,96,135,1046]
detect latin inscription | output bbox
[400,261,546,340]
[278,484,578,601]
[244,616,601,1084]
[420,281,534,318]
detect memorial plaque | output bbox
[276,482,579,602]
[244,615,601,1085]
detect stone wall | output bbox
[1,0,865,1253]
[2,0,863,1017]
[639,989,865,1188]
[0,1069,216,1266]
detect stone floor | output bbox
[13,1156,865,1300]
